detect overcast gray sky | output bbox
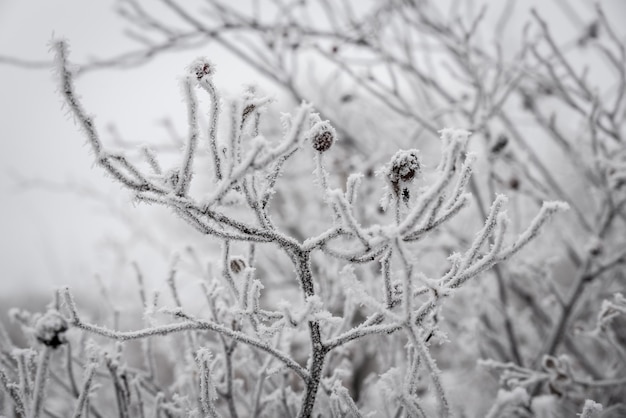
[0,1,266,302]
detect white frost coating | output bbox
[438,128,471,148]
[485,387,529,418]
[580,399,603,418]
[187,57,216,80]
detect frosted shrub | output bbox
[3,42,574,417]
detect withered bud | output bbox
[188,57,216,80]
[387,150,422,184]
[382,149,422,203]
[34,310,68,348]
[229,256,247,274]
[242,104,256,122]
[308,120,337,153]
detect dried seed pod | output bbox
[229,256,247,274]
[34,310,68,348]
[383,149,422,201]
[308,120,337,153]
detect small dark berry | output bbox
[229,257,247,274]
[309,121,336,153]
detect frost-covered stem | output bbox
[459,194,507,271]
[539,259,592,360]
[175,76,200,196]
[55,41,167,194]
[325,322,401,351]
[105,356,130,418]
[329,189,369,248]
[405,326,450,418]
[251,358,272,418]
[202,282,239,417]
[448,201,567,289]
[406,346,421,395]
[165,254,182,307]
[0,367,27,418]
[222,241,240,300]
[203,139,266,206]
[30,347,52,418]
[399,393,427,418]
[242,177,272,230]
[62,287,308,380]
[497,201,569,261]
[395,239,414,320]
[71,363,97,418]
[333,384,363,418]
[229,100,243,169]
[467,181,522,365]
[132,379,146,418]
[403,193,470,241]
[381,248,393,308]
[197,351,221,418]
[54,41,102,156]
[166,254,198,361]
[294,250,327,418]
[254,102,311,167]
[198,76,223,180]
[16,350,33,403]
[222,342,239,418]
[537,227,626,367]
[64,344,80,397]
[315,153,340,221]
[345,173,362,205]
[261,148,297,210]
[141,146,162,175]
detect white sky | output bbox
[0,1,272,304]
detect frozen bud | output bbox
[387,150,422,183]
[308,120,337,153]
[34,310,68,348]
[229,256,247,274]
[383,149,422,201]
[188,57,216,80]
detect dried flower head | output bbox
[188,57,216,80]
[34,310,68,348]
[229,256,247,274]
[382,149,422,202]
[308,120,337,153]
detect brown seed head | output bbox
[309,121,336,153]
[229,257,247,274]
[34,310,68,348]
